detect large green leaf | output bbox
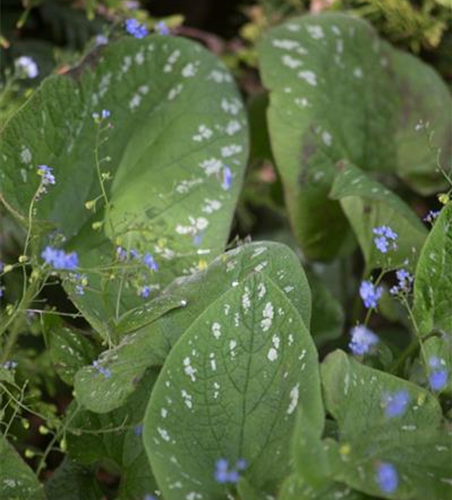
[258,13,450,260]
[67,369,159,500]
[320,350,452,500]
[413,203,452,336]
[74,241,312,413]
[0,35,249,329]
[330,163,427,271]
[143,244,322,499]
[0,436,46,500]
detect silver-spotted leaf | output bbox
[0,35,248,330]
[321,350,452,500]
[259,13,450,260]
[143,247,322,499]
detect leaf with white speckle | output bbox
[143,244,322,499]
[0,36,248,335]
[259,13,450,261]
[319,350,452,500]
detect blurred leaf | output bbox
[0,436,46,500]
[413,203,452,336]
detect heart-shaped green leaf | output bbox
[143,243,322,499]
[258,13,450,260]
[0,35,249,331]
[413,203,452,336]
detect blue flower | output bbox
[141,285,152,298]
[373,225,398,253]
[214,458,246,484]
[382,390,410,418]
[15,56,38,78]
[359,280,383,309]
[429,370,448,391]
[349,325,379,356]
[193,232,204,246]
[116,246,128,261]
[144,495,157,500]
[3,361,18,370]
[41,246,79,270]
[125,18,149,39]
[37,165,55,186]
[390,268,414,295]
[424,210,440,224]
[221,166,233,190]
[376,462,398,494]
[134,424,143,436]
[155,21,170,35]
[95,35,108,46]
[92,360,111,379]
[143,253,158,271]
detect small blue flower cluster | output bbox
[92,109,111,121]
[92,360,111,379]
[428,357,448,392]
[37,165,55,198]
[125,19,149,38]
[155,21,170,35]
[71,273,88,295]
[116,247,158,271]
[390,268,414,296]
[15,56,39,79]
[349,325,379,356]
[221,166,233,190]
[376,462,398,494]
[359,280,383,309]
[214,458,246,484]
[382,390,410,418]
[37,165,55,186]
[41,246,79,270]
[373,225,398,254]
[423,210,440,224]
[3,360,18,370]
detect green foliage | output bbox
[0,35,249,337]
[330,163,427,271]
[0,6,451,500]
[0,436,46,500]
[413,203,452,336]
[143,242,322,499]
[259,13,451,260]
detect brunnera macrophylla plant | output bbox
[0,12,451,500]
